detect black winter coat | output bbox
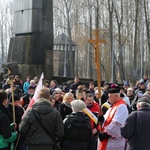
[61,112,92,150]
[0,105,12,139]
[121,107,150,150]
[6,104,24,132]
[19,99,64,149]
[58,103,72,120]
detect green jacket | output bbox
[0,132,17,149]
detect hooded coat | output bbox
[19,98,64,150]
[61,112,92,150]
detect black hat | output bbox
[107,84,120,93]
[9,94,19,102]
[137,97,150,104]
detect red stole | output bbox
[99,99,126,150]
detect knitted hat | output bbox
[71,100,86,112]
[124,82,130,87]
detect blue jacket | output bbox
[23,82,30,93]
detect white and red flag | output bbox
[27,72,44,109]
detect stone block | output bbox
[18,64,44,81]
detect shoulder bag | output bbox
[32,109,61,150]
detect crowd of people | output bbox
[0,74,150,150]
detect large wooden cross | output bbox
[88,29,106,104]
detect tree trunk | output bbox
[87,0,92,78]
[64,0,74,77]
[133,0,139,82]
[144,0,150,74]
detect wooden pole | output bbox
[88,29,106,132]
[9,74,16,124]
[88,29,106,106]
[95,30,102,105]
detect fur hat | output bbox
[71,100,86,112]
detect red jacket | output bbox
[87,101,100,130]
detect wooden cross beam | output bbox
[88,29,106,104]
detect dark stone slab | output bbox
[7,0,53,81]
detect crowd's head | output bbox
[38,88,50,100]
[0,90,8,106]
[71,100,86,112]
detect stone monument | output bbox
[7,0,53,80]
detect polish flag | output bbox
[27,73,44,109]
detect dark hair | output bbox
[27,76,31,80]
[83,89,91,94]
[61,89,66,93]
[89,82,94,85]
[0,90,8,104]
[51,80,58,86]
[28,86,35,90]
[75,76,79,79]
[45,80,50,84]
[50,95,56,101]
[86,93,94,98]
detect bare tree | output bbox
[144,0,150,74]
[0,0,14,69]
[1,0,150,82]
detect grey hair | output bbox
[137,101,150,108]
